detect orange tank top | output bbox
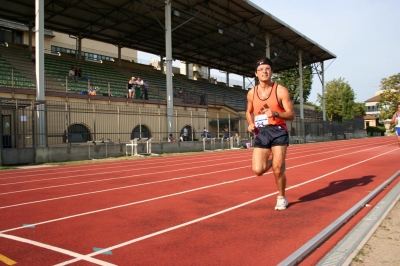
[252,83,287,129]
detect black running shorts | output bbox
[254,125,289,149]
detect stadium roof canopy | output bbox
[0,0,336,77]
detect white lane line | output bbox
[0,165,249,209]
[0,150,250,180]
[2,145,395,233]
[56,148,398,265]
[0,142,390,209]
[0,159,249,195]
[1,143,392,209]
[0,233,116,266]
[0,175,257,233]
[1,140,386,193]
[0,138,385,181]
[0,154,250,187]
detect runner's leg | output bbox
[271,145,287,196]
[252,147,272,176]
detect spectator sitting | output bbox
[173,87,178,98]
[135,77,143,99]
[222,124,229,139]
[201,127,210,138]
[168,134,176,142]
[179,133,184,142]
[69,66,77,81]
[178,88,183,98]
[89,84,97,95]
[143,80,149,100]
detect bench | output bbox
[292,138,304,144]
[344,133,353,139]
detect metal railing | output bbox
[0,98,366,149]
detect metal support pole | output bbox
[298,50,305,140]
[35,0,47,147]
[321,61,326,121]
[165,0,174,136]
[265,33,271,58]
[118,44,122,67]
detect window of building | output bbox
[131,125,151,139]
[0,28,13,43]
[50,45,113,62]
[14,31,23,44]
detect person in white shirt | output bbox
[183,127,188,141]
[69,66,76,81]
[134,77,144,99]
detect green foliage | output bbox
[341,83,355,119]
[353,102,366,117]
[317,78,355,122]
[366,126,386,136]
[377,73,400,120]
[272,65,313,104]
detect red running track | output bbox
[0,136,399,266]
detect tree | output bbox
[341,83,355,120]
[353,102,366,117]
[377,73,400,120]
[317,78,356,121]
[272,65,313,104]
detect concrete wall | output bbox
[1,139,248,165]
[2,148,34,165]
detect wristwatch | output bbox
[273,112,279,118]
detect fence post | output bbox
[31,100,35,149]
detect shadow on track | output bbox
[288,175,376,208]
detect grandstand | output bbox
[0,0,343,165]
[0,43,249,109]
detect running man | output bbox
[391,102,400,147]
[246,57,294,210]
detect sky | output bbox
[139,0,400,104]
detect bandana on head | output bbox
[255,58,273,71]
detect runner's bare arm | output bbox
[276,85,294,121]
[246,88,256,132]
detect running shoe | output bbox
[275,196,288,210]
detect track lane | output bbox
[1,137,398,264]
